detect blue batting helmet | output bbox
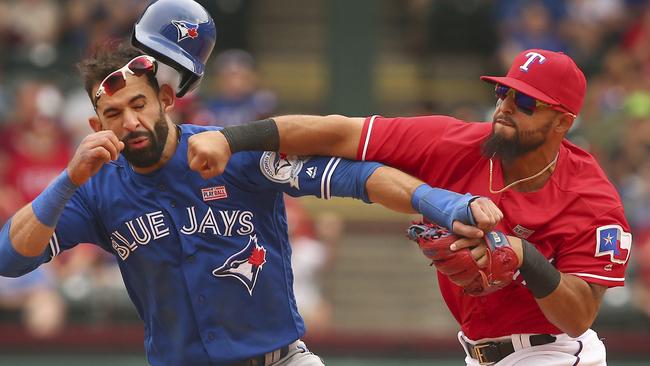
[132,0,216,97]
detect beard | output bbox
[481,115,553,164]
[121,109,169,168]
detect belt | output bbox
[231,344,290,366]
[463,334,556,365]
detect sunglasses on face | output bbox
[494,85,559,116]
[94,55,157,107]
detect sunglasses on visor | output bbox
[94,55,157,106]
[494,85,573,116]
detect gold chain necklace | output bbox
[489,152,559,194]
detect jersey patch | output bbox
[259,152,307,189]
[595,225,631,264]
[212,235,267,295]
[512,224,534,239]
[201,185,228,201]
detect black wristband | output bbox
[220,118,279,153]
[519,239,562,298]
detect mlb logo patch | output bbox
[595,225,631,264]
[202,186,228,202]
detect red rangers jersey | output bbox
[357,115,631,340]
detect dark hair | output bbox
[78,40,160,104]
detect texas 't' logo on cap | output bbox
[212,235,267,295]
[172,20,200,42]
[481,49,587,115]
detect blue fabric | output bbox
[411,184,478,230]
[329,160,381,203]
[31,170,78,227]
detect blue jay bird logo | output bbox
[171,20,200,42]
[213,235,267,295]
[259,152,306,189]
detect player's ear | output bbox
[88,116,102,132]
[158,84,175,113]
[554,112,575,134]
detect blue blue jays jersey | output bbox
[36,124,381,365]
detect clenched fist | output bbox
[187,131,232,179]
[67,131,124,186]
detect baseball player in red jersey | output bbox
[189,49,631,365]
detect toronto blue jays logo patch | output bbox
[259,152,308,189]
[595,225,631,264]
[212,235,267,295]
[172,20,200,42]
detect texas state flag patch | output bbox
[595,225,631,264]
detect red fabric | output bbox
[358,115,631,340]
[2,127,72,203]
[480,49,586,115]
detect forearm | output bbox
[0,210,53,277]
[517,239,604,337]
[536,274,603,337]
[8,205,56,256]
[220,115,364,159]
[275,115,364,159]
[3,170,77,258]
[366,166,420,213]
[366,167,478,228]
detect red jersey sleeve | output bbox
[555,206,631,287]
[357,115,490,180]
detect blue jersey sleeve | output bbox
[231,151,382,201]
[47,187,107,257]
[0,188,107,277]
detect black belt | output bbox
[464,334,556,365]
[231,345,290,366]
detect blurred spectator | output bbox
[0,0,61,68]
[53,246,130,324]
[285,197,333,332]
[314,211,344,263]
[60,87,96,145]
[497,1,568,69]
[582,48,640,123]
[0,81,71,204]
[0,266,66,338]
[201,49,277,126]
[563,0,626,74]
[622,5,650,81]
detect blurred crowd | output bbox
[1,0,650,338]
